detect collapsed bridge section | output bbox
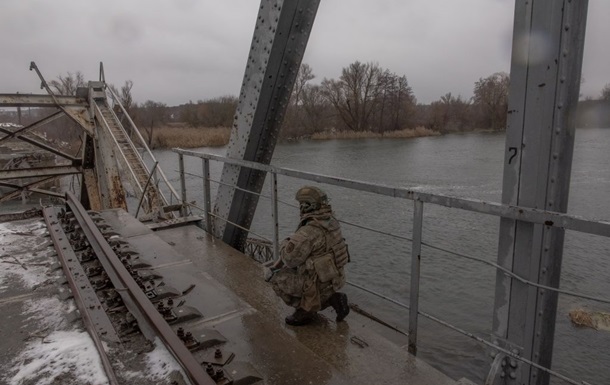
[0,63,180,220]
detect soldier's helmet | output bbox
[295,186,328,214]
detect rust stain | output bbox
[109,174,127,210]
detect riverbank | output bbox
[148,124,441,149]
[310,126,440,140]
[148,125,231,149]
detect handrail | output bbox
[173,149,610,237]
[198,168,610,306]
[104,85,180,203]
[174,149,607,385]
[101,102,151,186]
[92,102,144,194]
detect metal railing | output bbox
[173,148,608,385]
[104,85,181,206]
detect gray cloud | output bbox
[1,0,608,105]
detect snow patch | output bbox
[22,296,74,330]
[0,122,22,129]
[0,220,54,291]
[6,329,109,385]
[123,338,187,383]
[145,338,184,380]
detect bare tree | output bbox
[427,93,472,133]
[49,71,85,95]
[301,84,331,133]
[375,71,416,132]
[138,101,168,127]
[292,63,315,108]
[473,72,510,130]
[283,63,317,137]
[322,61,384,131]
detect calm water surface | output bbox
[154,128,610,384]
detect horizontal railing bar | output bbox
[208,174,414,241]
[173,149,610,238]
[177,170,204,180]
[422,241,610,306]
[180,151,609,305]
[340,219,413,241]
[347,281,410,310]
[346,280,594,385]
[186,202,273,244]
[418,310,591,385]
[207,177,267,199]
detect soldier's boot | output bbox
[328,292,350,322]
[285,308,315,326]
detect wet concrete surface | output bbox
[147,216,459,385]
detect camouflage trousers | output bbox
[270,267,345,312]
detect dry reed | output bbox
[310,126,440,140]
[569,309,596,329]
[150,126,231,148]
[569,309,610,331]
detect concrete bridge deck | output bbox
[1,208,471,385]
[114,209,462,385]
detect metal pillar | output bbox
[491,1,588,384]
[80,134,101,210]
[94,115,127,211]
[408,200,423,356]
[202,158,212,232]
[213,0,320,250]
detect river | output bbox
[153,128,610,384]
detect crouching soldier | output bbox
[265,186,350,326]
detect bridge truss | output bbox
[0,62,180,220]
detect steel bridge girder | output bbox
[213,0,321,250]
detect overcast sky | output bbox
[1,0,608,105]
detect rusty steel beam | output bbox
[0,93,87,107]
[26,188,65,198]
[0,166,80,180]
[64,106,95,136]
[0,126,78,162]
[0,176,56,202]
[42,208,120,385]
[0,110,63,144]
[65,192,216,385]
[93,109,127,210]
[214,0,321,250]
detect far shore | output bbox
[310,126,440,140]
[148,125,447,149]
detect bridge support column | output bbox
[213,0,320,250]
[491,1,588,384]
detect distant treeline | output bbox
[164,62,512,138]
[159,62,610,138]
[1,65,608,146]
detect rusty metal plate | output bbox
[42,207,120,343]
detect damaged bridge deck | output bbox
[0,208,462,385]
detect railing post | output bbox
[178,154,187,217]
[202,158,212,232]
[270,172,280,260]
[408,199,424,355]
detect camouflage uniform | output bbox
[270,187,350,321]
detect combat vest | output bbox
[301,215,350,282]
